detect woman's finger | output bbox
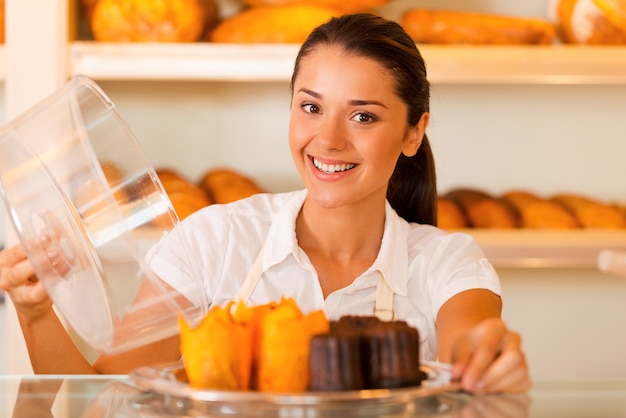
[453,318,506,391]
[0,244,28,268]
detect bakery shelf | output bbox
[463,229,626,269]
[70,42,626,84]
[70,42,299,82]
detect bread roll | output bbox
[445,188,518,229]
[551,193,626,228]
[157,168,212,220]
[551,0,626,44]
[74,162,128,218]
[501,190,580,229]
[199,168,265,204]
[437,196,468,229]
[595,0,626,32]
[91,0,212,42]
[401,9,556,45]
[209,4,338,43]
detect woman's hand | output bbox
[450,317,531,394]
[0,238,54,322]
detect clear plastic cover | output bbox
[0,75,208,354]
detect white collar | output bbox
[260,189,410,297]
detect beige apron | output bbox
[236,243,397,321]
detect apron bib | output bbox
[235,242,397,321]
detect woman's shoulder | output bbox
[183,189,305,226]
[404,222,483,256]
[220,189,305,216]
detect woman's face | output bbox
[289,45,425,211]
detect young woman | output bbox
[0,13,530,393]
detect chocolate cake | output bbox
[308,331,364,391]
[308,316,426,391]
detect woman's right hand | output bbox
[0,238,54,322]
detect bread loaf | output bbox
[91,0,214,42]
[445,188,518,229]
[437,196,468,229]
[237,0,389,13]
[199,168,265,204]
[551,0,626,44]
[209,5,338,43]
[550,193,626,228]
[157,168,212,220]
[500,190,580,229]
[75,162,128,218]
[401,9,556,45]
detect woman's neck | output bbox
[296,196,386,263]
[296,196,387,297]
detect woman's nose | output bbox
[316,115,347,151]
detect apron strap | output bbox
[374,271,396,321]
[236,242,266,303]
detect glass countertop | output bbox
[1,374,626,417]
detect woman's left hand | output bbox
[450,317,531,393]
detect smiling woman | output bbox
[0,13,529,394]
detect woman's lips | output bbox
[311,156,357,174]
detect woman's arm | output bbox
[1,243,181,374]
[436,288,531,393]
[94,335,180,374]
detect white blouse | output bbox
[146,189,502,360]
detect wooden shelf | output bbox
[70,42,626,84]
[462,230,626,269]
[70,42,299,82]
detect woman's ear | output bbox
[402,112,430,157]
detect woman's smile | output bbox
[310,156,357,174]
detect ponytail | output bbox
[387,134,437,226]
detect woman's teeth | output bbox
[313,158,356,174]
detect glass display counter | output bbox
[1,374,626,417]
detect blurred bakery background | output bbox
[1,0,626,379]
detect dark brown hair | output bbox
[290,13,437,226]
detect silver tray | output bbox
[129,360,459,416]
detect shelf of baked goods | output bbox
[464,229,626,269]
[439,188,626,269]
[69,42,626,84]
[160,169,626,270]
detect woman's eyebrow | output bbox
[297,88,387,108]
[297,88,321,98]
[349,99,387,108]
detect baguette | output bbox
[401,9,556,45]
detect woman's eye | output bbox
[302,103,320,114]
[353,112,376,124]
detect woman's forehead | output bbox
[295,46,394,90]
